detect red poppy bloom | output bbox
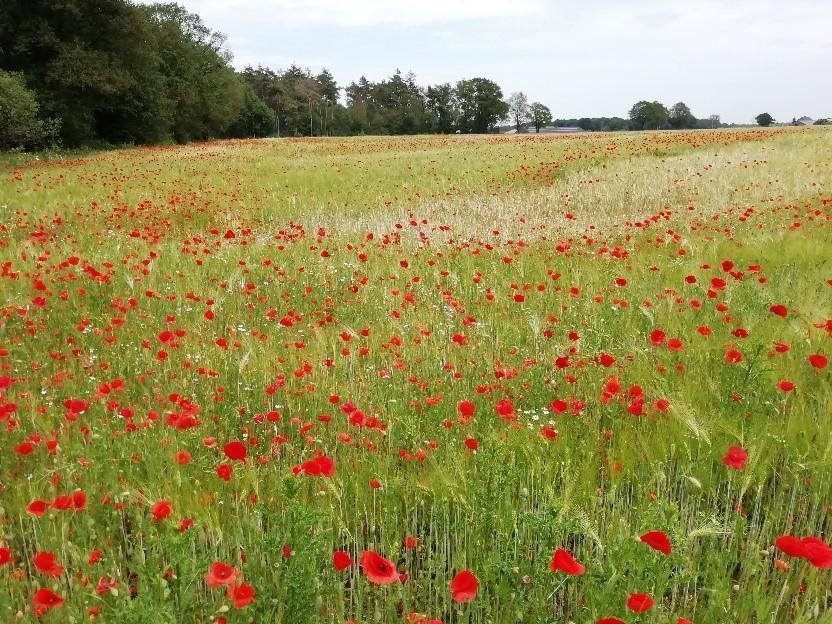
[223,441,247,461]
[360,550,399,584]
[549,548,585,575]
[458,401,476,417]
[722,445,747,470]
[650,329,666,346]
[0,547,12,566]
[33,588,64,615]
[640,530,672,555]
[227,582,255,608]
[217,463,233,481]
[333,550,352,570]
[205,561,239,588]
[775,535,805,558]
[777,380,795,392]
[802,538,832,569]
[769,305,788,317]
[300,455,336,477]
[495,399,516,421]
[808,354,828,369]
[150,500,172,522]
[596,618,625,624]
[450,570,478,603]
[27,499,48,517]
[724,349,743,364]
[627,593,654,612]
[33,551,63,577]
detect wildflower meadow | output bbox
[1,127,831,623]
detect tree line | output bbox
[0,0,524,149]
[1,0,730,151]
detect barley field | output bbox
[1,127,831,623]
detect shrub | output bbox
[0,70,61,150]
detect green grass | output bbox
[0,127,830,623]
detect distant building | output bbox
[539,126,585,133]
[791,116,815,126]
[502,125,585,134]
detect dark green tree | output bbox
[0,70,61,150]
[228,85,275,137]
[0,0,170,145]
[755,112,774,127]
[144,3,244,143]
[455,78,509,133]
[669,102,697,129]
[426,84,457,133]
[628,100,670,130]
[530,102,553,133]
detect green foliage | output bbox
[426,83,458,133]
[0,0,247,147]
[755,113,774,127]
[0,70,60,150]
[629,100,670,130]
[455,78,510,133]
[345,70,433,135]
[228,86,276,138]
[669,101,697,129]
[530,102,553,132]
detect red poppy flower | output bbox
[627,593,654,612]
[650,329,666,346]
[775,535,805,558]
[333,550,352,570]
[0,547,12,566]
[640,530,672,555]
[596,618,625,624]
[360,550,398,584]
[227,582,255,608]
[802,538,832,569]
[495,399,516,421]
[808,354,828,369]
[549,548,585,575]
[769,305,788,317]
[205,561,239,588]
[450,570,478,603]
[458,401,476,417]
[217,463,233,481]
[724,349,743,364]
[150,500,172,522]
[777,380,795,392]
[224,441,247,461]
[722,445,747,470]
[33,588,64,615]
[300,455,336,477]
[33,551,64,577]
[27,499,48,517]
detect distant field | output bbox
[1,127,831,623]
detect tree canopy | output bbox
[629,101,670,130]
[756,112,774,127]
[530,103,553,133]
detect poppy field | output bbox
[1,128,831,623]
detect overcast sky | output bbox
[138,0,831,123]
